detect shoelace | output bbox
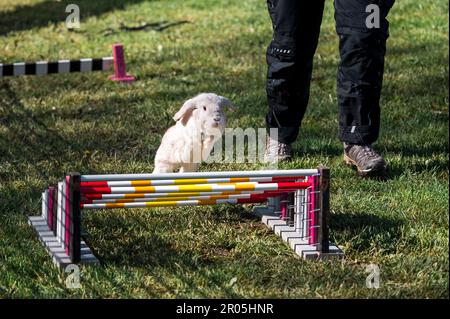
[361,146,379,159]
[353,145,381,164]
[278,143,291,154]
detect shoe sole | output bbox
[343,154,387,178]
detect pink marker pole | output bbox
[280,193,288,220]
[308,175,317,245]
[109,43,135,83]
[47,186,55,230]
[65,176,70,255]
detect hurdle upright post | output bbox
[51,186,58,236]
[317,165,330,253]
[69,172,81,263]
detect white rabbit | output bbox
[153,93,236,173]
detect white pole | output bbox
[41,191,48,220]
[303,187,309,240]
[295,189,301,234]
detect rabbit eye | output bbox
[203,106,207,111]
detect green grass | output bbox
[0,0,448,298]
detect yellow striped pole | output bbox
[81,197,267,209]
[81,192,276,204]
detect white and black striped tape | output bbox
[0,57,113,77]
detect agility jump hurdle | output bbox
[28,167,343,268]
[0,43,134,82]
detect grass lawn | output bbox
[0,0,448,298]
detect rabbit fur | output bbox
[153,93,235,173]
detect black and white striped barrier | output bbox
[0,57,113,77]
[1,43,134,82]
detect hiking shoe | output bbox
[264,136,293,163]
[343,143,387,177]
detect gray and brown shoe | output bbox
[264,136,293,163]
[343,143,387,177]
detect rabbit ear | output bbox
[173,98,197,124]
[218,96,236,112]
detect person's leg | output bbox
[266,0,325,146]
[334,0,395,175]
[335,0,394,143]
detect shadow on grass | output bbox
[0,81,161,178]
[0,0,150,36]
[106,238,240,298]
[330,211,403,253]
[102,20,191,36]
[0,81,71,184]
[0,81,78,182]
[82,210,252,298]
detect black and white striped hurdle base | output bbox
[0,57,113,77]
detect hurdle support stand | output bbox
[253,166,343,260]
[28,173,98,269]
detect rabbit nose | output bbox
[213,116,221,122]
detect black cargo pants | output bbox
[266,0,395,145]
